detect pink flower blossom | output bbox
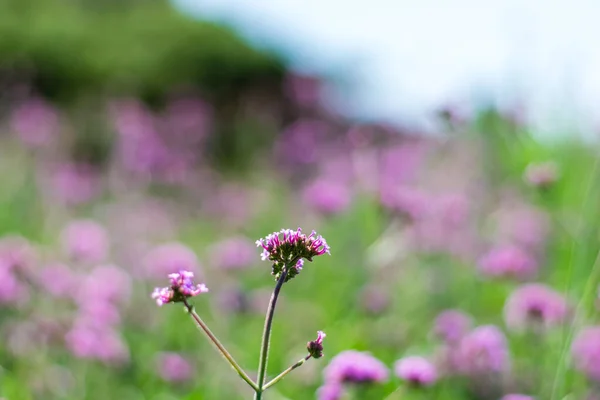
[61,219,109,263]
[571,326,600,381]
[323,350,389,384]
[503,283,569,333]
[394,356,438,387]
[50,163,101,205]
[433,309,473,344]
[156,352,194,382]
[478,245,538,280]
[501,395,535,400]
[38,263,75,298]
[151,270,208,306]
[302,178,352,215]
[10,97,59,147]
[455,325,510,375]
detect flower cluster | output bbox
[151,271,208,306]
[394,356,438,387]
[256,228,330,281]
[307,331,326,359]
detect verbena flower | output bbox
[156,352,194,382]
[151,271,208,306]
[256,228,330,281]
[571,326,600,381]
[61,219,109,264]
[433,309,473,344]
[503,283,569,333]
[501,395,535,400]
[394,356,438,387]
[323,350,389,384]
[455,325,510,376]
[478,245,538,280]
[316,382,344,400]
[307,331,326,359]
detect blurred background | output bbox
[0,0,599,399]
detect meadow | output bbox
[0,87,599,400]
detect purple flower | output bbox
[65,323,129,365]
[455,325,510,375]
[478,245,538,280]
[359,284,390,315]
[10,97,59,148]
[76,265,131,305]
[0,261,29,304]
[256,228,330,282]
[301,178,352,215]
[38,263,75,298]
[433,309,473,344]
[143,242,201,279]
[49,163,101,206]
[156,352,194,382]
[524,161,559,188]
[571,326,600,381]
[394,356,438,387]
[61,219,109,264]
[0,235,36,273]
[501,395,535,400]
[307,331,327,359]
[503,283,569,333]
[323,350,389,384]
[151,270,208,306]
[316,383,344,400]
[209,236,256,270]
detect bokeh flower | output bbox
[156,352,193,382]
[144,242,201,279]
[323,350,389,384]
[503,283,569,333]
[316,382,344,400]
[61,219,109,264]
[571,326,600,381]
[433,309,473,344]
[394,356,438,387]
[301,178,352,215]
[209,236,256,270]
[151,271,208,306]
[524,161,559,188]
[455,325,510,375]
[501,395,535,400]
[478,245,538,280]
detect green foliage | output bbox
[0,0,285,104]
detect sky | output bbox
[174,0,600,136]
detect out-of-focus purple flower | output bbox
[256,228,330,281]
[209,236,256,270]
[143,242,200,279]
[65,323,129,365]
[301,178,352,215]
[76,299,122,328]
[0,261,29,304]
[524,161,559,188]
[275,119,329,165]
[455,325,510,376]
[478,245,538,280]
[492,204,549,252]
[0,235,36,273]
[394,356,438,387]
[381,186,429,220]
[503,283,569,333]
[215,286,249,314]
[10,97,59,147]
[307,331,326,359]
[61,219,109,264]
[501,395,535,400]
[50,163,101,205]
[162,96,212,146]
[77,265,131,305]
[316,383,344,400]
[38,263,75,298]
[571,326,600,381]
[433,309,473,344]
[156,352,194,382]
[359,284,390,315]
[323,350,389,384]
[151,270,208,306]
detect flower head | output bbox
[478,245,538,280]
[501,395,535,400]
[504,283,569,333]
[316,383,344,400]
[307,331,326,359]
[455,325,510,376]
[156,352,193,382]
[256,228,330,281]
[323,350,389,384]
[151,271,208,306]
[571,326,600,381]
[524,161,559,189]
[433,309,473,344]
[394,356,438,387]
[61,219,109,264]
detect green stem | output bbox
[183,299,259,392]
[262,355,311,391]
[254,267,290,399]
